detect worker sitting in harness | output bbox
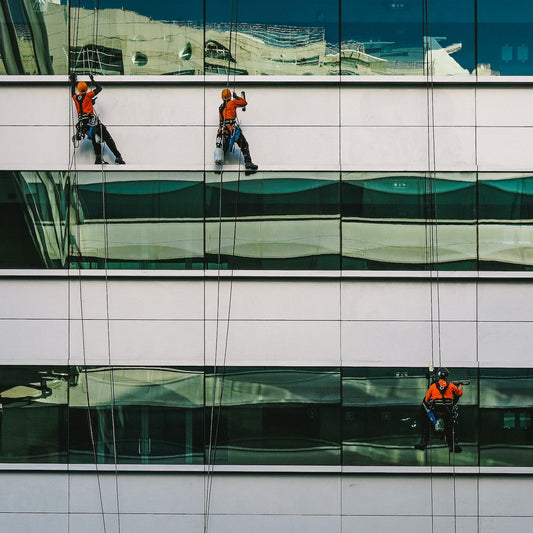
[70,72,125,165]
[216,88,258,175]
[414,367,463,453]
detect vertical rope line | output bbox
[338,0,343,529]
[100,152,122,533]
[474,1,481,529]
[423,3,436,533]
[204,2,239,530]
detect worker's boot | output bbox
[95,156,108,164]
[449,445,462,453]
[414,441,427,451]
[115,155,126,164]
[244,158,258,176]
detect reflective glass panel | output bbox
[205,171,340,269]
[70,1,203,75]
[206,0,339,75]
[0,366,68,462]
[69,172,204,269]
[69,367,204,464]
[480,368,533,467]
[343,367,478,466]
[479,175,533,270]
[205,367,341,465]
[0,0,67,74]
[478,0,533,75]
[341,172,477,270]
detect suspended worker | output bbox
[216,88,258,175]
[70,72,125,165]
[414,367,463,453]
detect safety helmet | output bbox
[221,88,231,100]
[437,367,449,380]
[77,81,88,93]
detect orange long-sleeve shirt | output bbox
[424,379,463,403]
[219,95,247,125]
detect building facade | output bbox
[1,1,532,531]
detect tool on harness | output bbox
[228,125,241,153]
[73,114,99,146]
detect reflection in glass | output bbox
[205,172,340,269]
[68,172,204,269]
[342,173,477,270]
[69,367,204,464]
[0,366,68,462]
[206,0,339,75]
[205,367,341,465]
[70,1,204,75]
[478,1,533,75]
[480,369,533,466]
[343,367,478,466]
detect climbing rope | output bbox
[203,0,243,530]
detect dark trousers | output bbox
[419,403,457,448]
[222,129,252,163]
[92,122,122,159]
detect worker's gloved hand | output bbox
[69,72,77,84]
[233,91,238,99]
[89,74,94,82]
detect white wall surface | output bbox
[0,470,531,533]
[0,274,531,367]
[1,78,532,172]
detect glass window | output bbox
[0,0,67,74]
[343,367,478,466]
[341,173,477,270]
[205,367,341,465]
[480,368,533,467]
[69,171,204,270]
[206,0,339,75]
[205,171,341,269]
[70,1,203,75]
[69,367,204,464]
[0,366,68,462]
[478,0,533,75]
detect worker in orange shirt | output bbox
[414,367,463,453]
[216,88,258,175]
[70,72,125,165]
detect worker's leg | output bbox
[236,132,258,173]
[99,123,125,164]
[414,404,430,450]
[444,411,462,453]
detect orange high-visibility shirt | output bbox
[73,91,96,116]
[219,95,247,125]
[424,379,463,403]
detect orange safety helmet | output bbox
[77,81,88,93]
[221,88,232,100]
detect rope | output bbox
[203,1,241,531]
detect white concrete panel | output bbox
[0,320,68,364]
[0,515,69,532]
[481,517,533,533]
[204,280,341,321]
[438,321,479,367]
[0,279,68,318]
[0,472,68,513]
[67,515,120,533]
[343,516,431,530]
[97,86,205,126]
[341,87,475,127]
[478,282,533,321]
[0,86,67,126]
[341,321,432,366]
[342,126,475,171]
[69,319,205,365]
[477,127,533,171]
[69,279,205,320]
[341,280,432,320]
[204,320,341,366]
[477,87,533,127]
[0,126,70,170]
[212,86,340,127]
[479,476,533,516]
[120,514,203,533]
[478,322,533,366]
[342,474,429,515]
[209,514,341,533]
[73,125,206,169]
[207,474,341,515]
